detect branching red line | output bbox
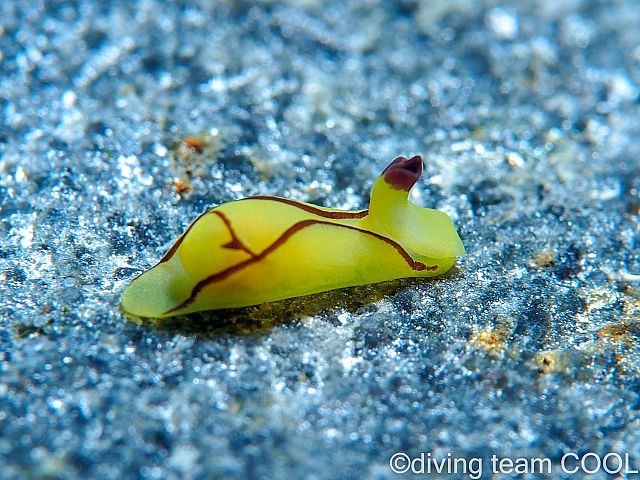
[163,219,437,315]
[213,210,257,257]
[157,198,367,266]
[242,196,369,219]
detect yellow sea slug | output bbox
[121,155,465,317]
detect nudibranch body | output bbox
[121,156,465,317]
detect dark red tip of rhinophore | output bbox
[382,155,423,191]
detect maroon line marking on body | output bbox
[156,210,210,265]
[163,219,438,315]
[213,210,257,257]
[156,197,367,266]
[241,196,369,219]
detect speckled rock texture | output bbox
[2,0,640,479]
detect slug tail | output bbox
[121,257,193,318]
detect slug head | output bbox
[369,155,465,259]
[381,155,423,191]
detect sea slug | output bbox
[121,155,465,317]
